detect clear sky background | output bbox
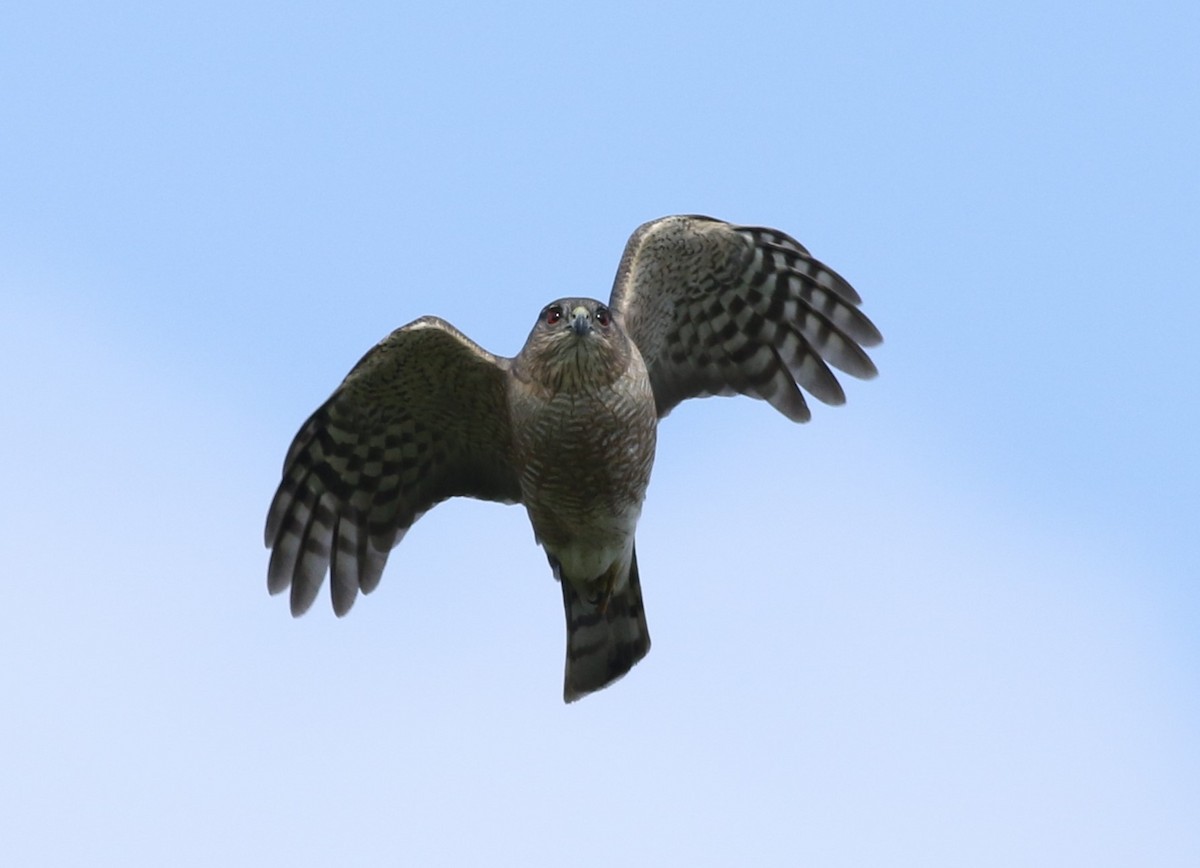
[2,1,1197,865]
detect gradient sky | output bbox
[3,2,1198,865]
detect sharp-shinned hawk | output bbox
[265,215,882,701]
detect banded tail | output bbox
[555,545,651,702]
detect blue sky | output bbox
[2,1,1197,864]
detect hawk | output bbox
[265,215,882,701]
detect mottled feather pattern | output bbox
[265,317,520,617]
[510,355,657,554]
[609,215,882,421]
[265,215,881,700]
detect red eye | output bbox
[595,306,610,327]
[545,305,563,325]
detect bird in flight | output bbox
[265,215,882,702]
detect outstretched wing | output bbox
[608,215,882,422]
[265,317,522,617]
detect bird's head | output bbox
[514,297,631,393]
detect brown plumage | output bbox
[265,215,883,701]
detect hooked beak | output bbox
[570,306,591,337]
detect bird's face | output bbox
[518,297,628,392]
[538,298,612,339]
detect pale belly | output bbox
[548,507,642,582]
[515,389,657,582]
